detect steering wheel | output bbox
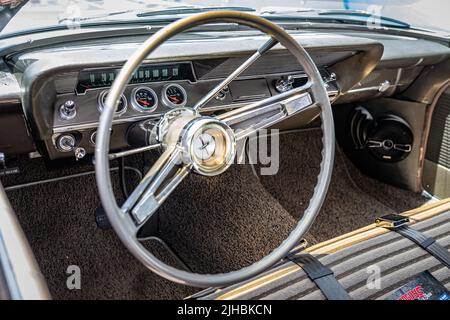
[95,11,335,288]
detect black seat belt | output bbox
[287,253,352,300]
[376,214,450,269]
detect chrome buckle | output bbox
[375,214,411,230]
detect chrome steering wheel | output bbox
[95,11,335,288]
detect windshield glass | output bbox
[2,0,449,35]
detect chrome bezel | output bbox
[98,90,128,116]
[130,86,158,113]
[89,131,97,146]
[181,117,236,177]
[161,83,188,109]
[56,134,76,152]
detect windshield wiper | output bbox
[317,10,410,28]
[136,6,255,18]
[58,6,256,24]
[58,9,134,24]
[261,8,410,29]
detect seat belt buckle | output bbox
[375,214,411,230]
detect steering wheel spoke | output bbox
[194,37,278,111]
[217,83,315,141]
[122,146,191,227]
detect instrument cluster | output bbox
[95,83,188,117]
[50,61,339,160]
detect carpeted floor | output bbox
[3,170,196,300]
[0,128,427,299]
[255,129,427,244]
[2,158,302,299]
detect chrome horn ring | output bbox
[95,11,335,288]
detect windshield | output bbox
[2,0,449,36]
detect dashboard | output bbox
[24,45,350,160]
[48,61,337,159]
[0,28,449,162]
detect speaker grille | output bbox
[426,92,450,169]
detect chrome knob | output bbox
[215,86,230,101]
[56,134,76,152]
[378,80,392,93]
[275,76,295,93]
[323,72,337,88]
[59,100,77,120]
[74,147,86,161]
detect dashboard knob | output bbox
[215,86,230,101]
[56,134,76,152]
[378,80,392,93]
[74,147,86,161]
[275,76,294,93]
[323,72,337,88]
[59,100,77,120]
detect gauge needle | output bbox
[169,96,180,103]
[138,100,150,106]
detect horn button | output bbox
[158,108,237,176]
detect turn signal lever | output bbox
[126,119,157,148]
[107,120,161,161]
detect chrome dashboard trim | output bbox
[346,84,398,94]
[52,90,339,134]
[52,113,161,133]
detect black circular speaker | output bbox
[366,114,414,162]
[350,106,374,149]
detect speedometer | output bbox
[131,87,158,112]
[162,84,187,108]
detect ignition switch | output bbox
[56,134,76,152]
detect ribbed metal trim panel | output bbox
[201,211,450,300]
[426,92,450,169]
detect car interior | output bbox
[0,2,449,301]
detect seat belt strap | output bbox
[288,253,352,300]
[376,214,450,269]
[396,226,450,268]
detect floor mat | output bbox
[255,129,428,244]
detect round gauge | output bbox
[98,90,127,116]
[162,84,187,108]
[131,87,158,112]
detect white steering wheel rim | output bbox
[95,11,335,288]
